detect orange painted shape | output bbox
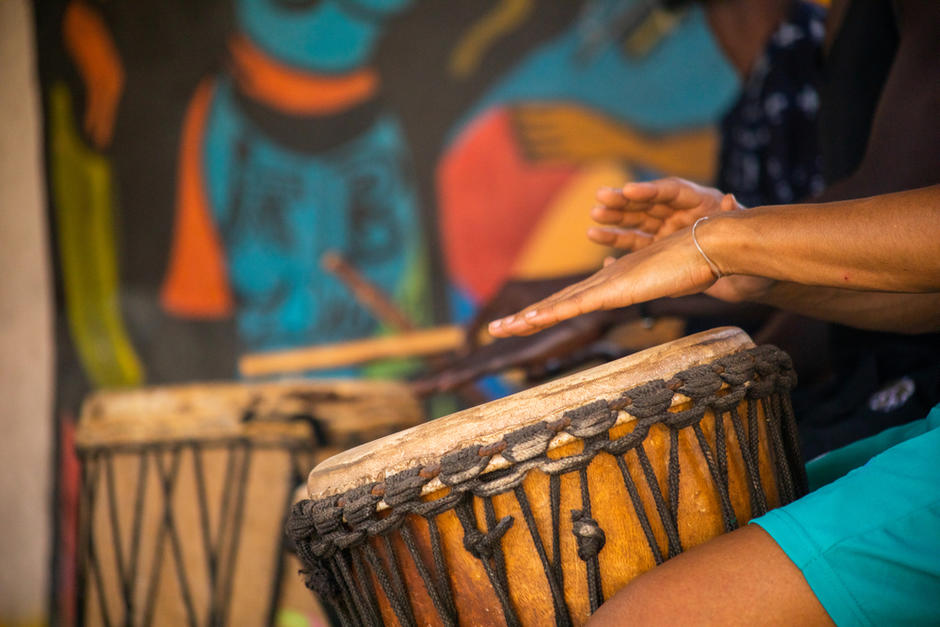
[62,0,125,148]
[160,79,234,319]
[437,107,575,303]
[228,35,379,116]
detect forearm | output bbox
[701,185,940,292]
[755,284,940,334]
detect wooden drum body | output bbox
[75,379,423,626]
[288,328,806,626]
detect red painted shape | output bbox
[437,107,575,303]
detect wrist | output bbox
[694,212,751,277]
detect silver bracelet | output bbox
[691,216,723,279]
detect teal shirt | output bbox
[752,406,940,625]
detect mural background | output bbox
[32,0,741,622]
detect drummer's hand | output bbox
[465,275,591,346]
[588,177,741,251]
[411,310,621,395]
[490,228,719,337]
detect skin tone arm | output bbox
[752,285,940,335]
[587,525,833,626]
[489,184,940,338]
[589,178,940,333]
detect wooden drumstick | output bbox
[321,250,416,332]
[238,325,465,376]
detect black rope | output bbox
[514,484,573,626]
[329,555,358,627]
[127,452,149,615]
[573,467,605,614]
[779,394,808,496]
[79,454,113,627]
[426,515,458,620]
[191,444,219,621]
[634,443,683,558]
[549,474,565,596]
[691,423,738,531]
[336,551,376,625]
[746,399,762,494]
[103,454,132,618]
[158,448,200,627]
[713,409,730,506]
[454,498,519,626]
[362,540,416,627]
[614,455,664,565]
[399,523,457,625]
[667,427,681,541]
[482,497,516,625]
[215,442,253,627]
[265,449,307,627]
[763,397,796,505]
[727,405,769,517]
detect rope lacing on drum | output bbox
[286,345,804,626]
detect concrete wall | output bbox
[0,0,54,624]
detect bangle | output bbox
[691,216,723,279]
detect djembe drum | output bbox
[75,379,423,626]
[287,328,806,625]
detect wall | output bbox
[0,0,54,624]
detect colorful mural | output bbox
[35,1,744,623]
[162,0,430,354]
[438,1,737,316]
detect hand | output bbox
[588,177,741,251]
[489,228,717,337]
[465,275,591,346]
[63,1,125,148]
[512,105,718,180]
[513,103,639,163]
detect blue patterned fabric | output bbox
[717,1,826,206]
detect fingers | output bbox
[590,203,662,226]
[489,273,614,337]
[596,186,630,209]
[623,178,698,209]
[587,226,654,250]
[720,192,741,212]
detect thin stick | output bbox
[239,326,465,376]
[322,251,416,332]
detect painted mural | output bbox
[35,1,741,624]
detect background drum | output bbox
[288,327,805,626]
[75,379,423,626]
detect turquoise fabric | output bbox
[751,406,940,625]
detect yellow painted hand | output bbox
[512,103,718,181]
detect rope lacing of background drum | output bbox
[285,345,804,626]
[79,437,312,627]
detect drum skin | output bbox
[75,379,423,627]
[291,328,805,626]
